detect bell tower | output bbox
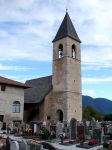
[52,12,82,122]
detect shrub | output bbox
[39,127,50,140]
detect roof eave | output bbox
[52,35,81,43]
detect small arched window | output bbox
[12,101,21,113]
[58,44,63,58]
[72,45,76,59]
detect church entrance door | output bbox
[57,110,63,123]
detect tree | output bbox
[83,106,102,121]
[104,113,112,121]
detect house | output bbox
[24,12,82,124]
[0,76,29,125]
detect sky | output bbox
[0,0,112,100]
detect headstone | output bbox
[56,122,63,138]
[10,141,19,150]
[20,139,29,150]
[70,118,77,140]
[63,122,69,138]
[83,120,89,136]
[6,137,10,150]
[0,121,3,130]
[91,118,96,129]
[30,144,42,150]
[104,125,108,135]
[50,125,56,139]
[108,125,112,134]
[96,121,101,128]
[77,125,85,141]
[109,143,112,150]
[1,122,6,130]
[92,128,102,144]
[34,124,37,134]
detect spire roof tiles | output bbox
[53,12,81,43]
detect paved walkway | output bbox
[52,143,103,150]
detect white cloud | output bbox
[82,77,112,84]
[0,0,112,64]
[82,89,96,97]
[0,64,33,71]
[81,45,112,70]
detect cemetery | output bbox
[0,9,111,150]
[0,118,112,149]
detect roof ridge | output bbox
[26,75,52,82]
[0,76,29,88]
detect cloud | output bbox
[82,77,112,84]
[81,45,112,70]
[0,0,112,64]
[82,89,96,97]
[0,64,33,71]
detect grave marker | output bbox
[70,118,77,140]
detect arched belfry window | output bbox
[58,44,63,58]
[12,101,21,113]
[72,44,76,59]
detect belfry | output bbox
[24,12,82,123]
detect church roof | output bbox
[24,76,52,103]
[53,12,81,43]
[0,76,29,89]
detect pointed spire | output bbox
[53,12,81,43]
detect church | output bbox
[24,12,82,124]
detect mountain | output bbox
[82,95,112,114]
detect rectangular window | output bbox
[1,85,6,91]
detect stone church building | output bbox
[24,12,82,123]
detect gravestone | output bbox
[30,144,42,150]
[77,125,85,141]
[6,137,10,150]
[0,121,3,130]
[20,139,29,150]
[92,128,103,144]
[96,121,101,128]
[108,125,112,134]
[104,125,108,135]
[34,124,37,134]
[83,120,89,136]
[91,118,96,129]
[70,118,77,140]
[56,122,63,138]
[63,122,69,138]
[50,125,56,139]
[10,141,19,150]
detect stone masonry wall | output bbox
[0,85,24,125]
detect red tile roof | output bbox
[0,76,30,89]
